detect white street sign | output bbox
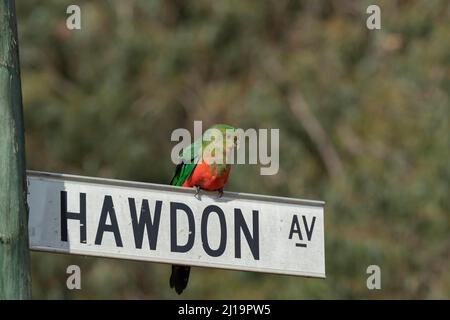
[27,171,326,278]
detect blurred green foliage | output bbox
[15,0,449,299]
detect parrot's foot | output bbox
[217,188,224,199]
[194,186,201,199]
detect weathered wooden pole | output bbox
[0,0,32,299]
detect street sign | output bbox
[27,171,326,278]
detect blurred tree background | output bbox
[13,0,449,299]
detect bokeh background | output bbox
[16,0,449,299]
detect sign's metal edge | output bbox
[26,170,326,208]
[29,245,326,279]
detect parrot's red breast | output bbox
[181,161,231,191]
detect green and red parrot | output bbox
[169,124,238,294]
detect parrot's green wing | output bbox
[170,138,203,186]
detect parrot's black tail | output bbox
[170,265,191,295]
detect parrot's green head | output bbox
[202,124,238,164]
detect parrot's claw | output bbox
[217,188,224,199]
[194,186,201,199]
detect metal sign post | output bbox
[27,171,325,278]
